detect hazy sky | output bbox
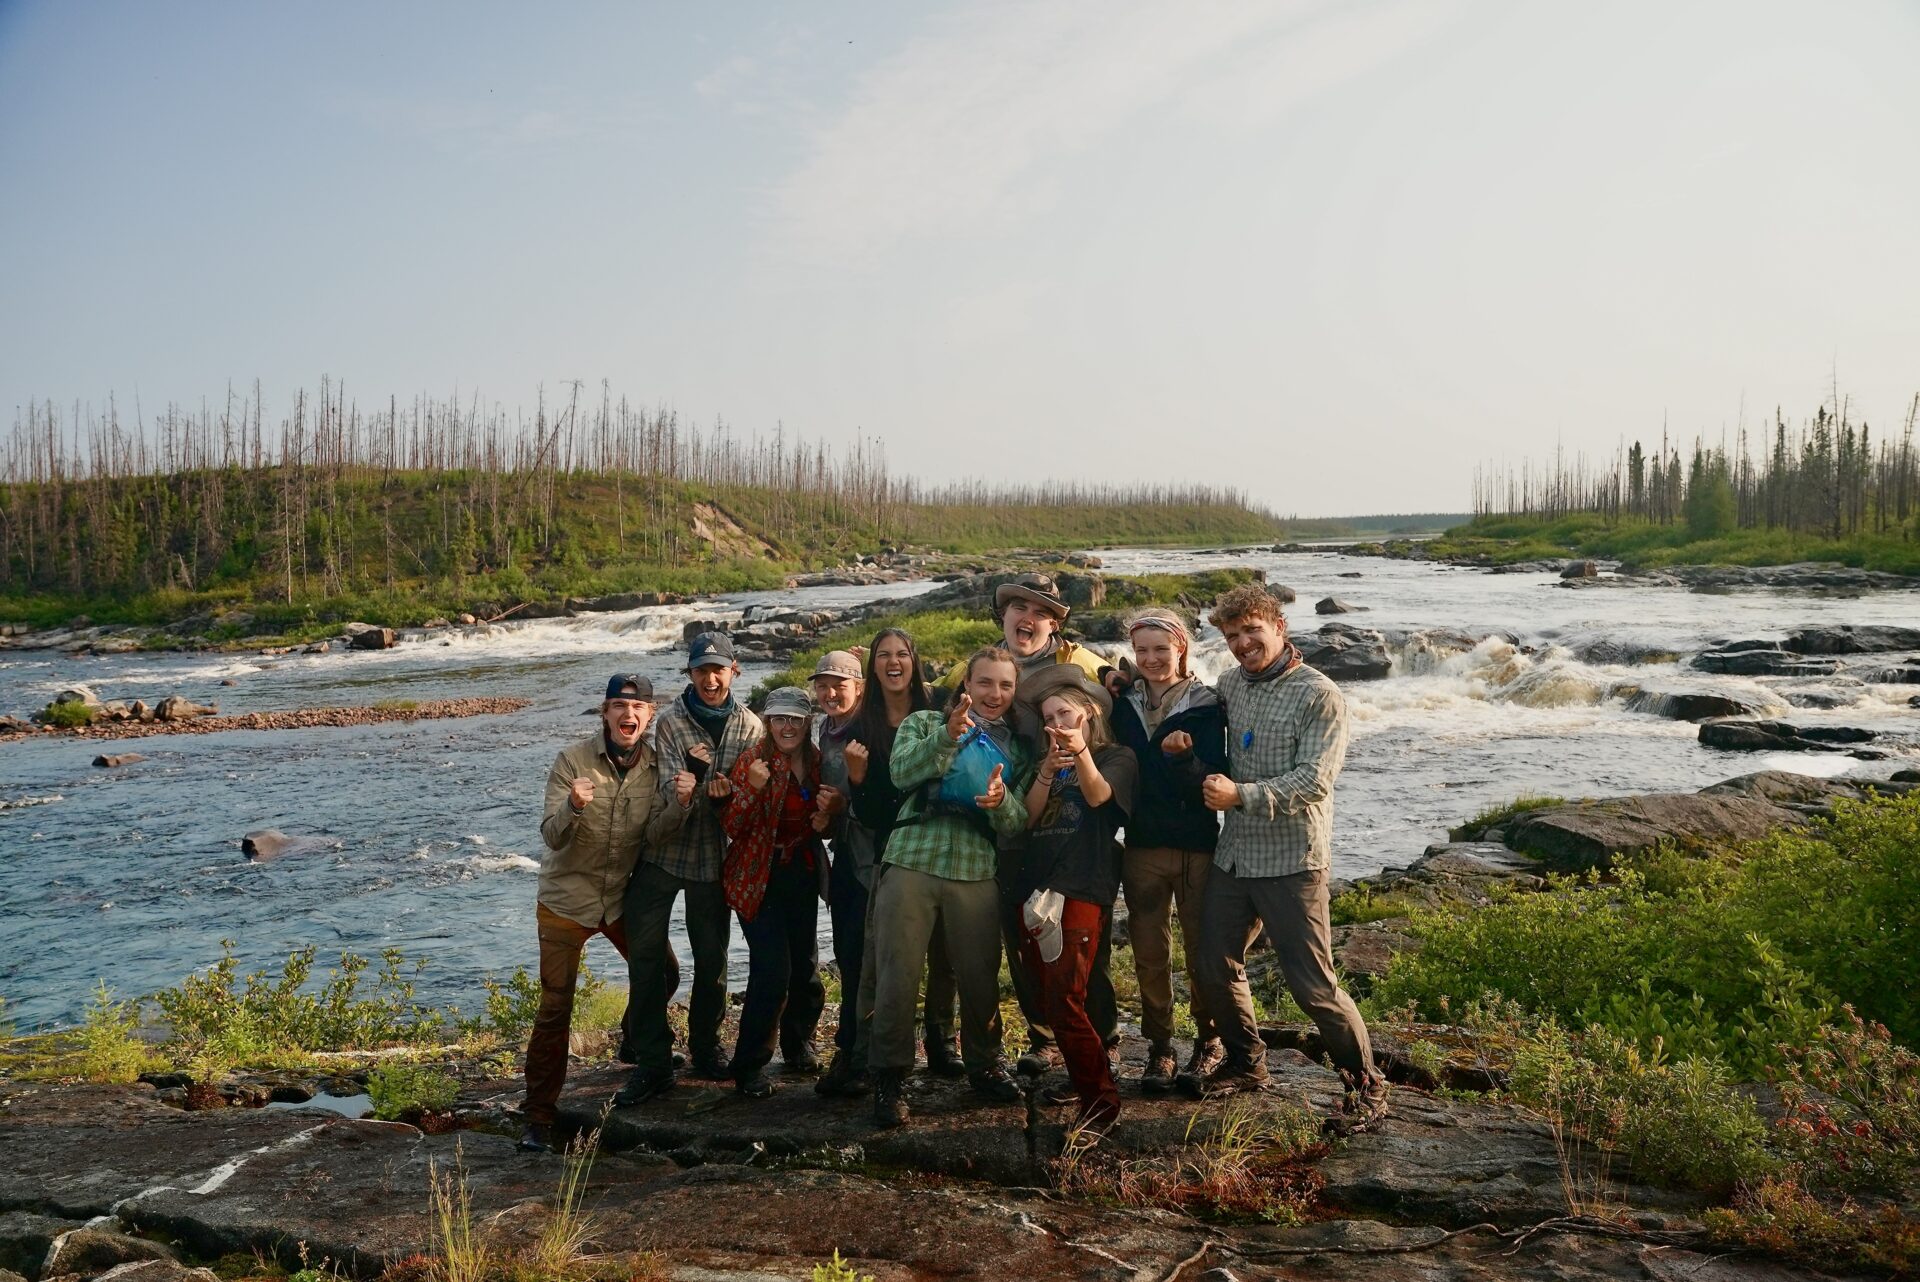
[3,1,1917,515]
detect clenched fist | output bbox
[706,774,734,801]
[745,759,772,793]
[672,770,697,807]
[1161,730,1194,757]
[569,777,595,811]
[816,784,845,816]
[844,740,870,786]
[1201,773,1240,812]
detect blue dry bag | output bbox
[938,724,1012,810]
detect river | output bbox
[3,550,1915,1029]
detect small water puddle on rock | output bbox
[266,1091,372,1118]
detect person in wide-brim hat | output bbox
[993,572,1071,620]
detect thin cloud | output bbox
[770,0,1460,264]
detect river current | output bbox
[3,549,1915,1029]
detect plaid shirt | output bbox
[646,695,764,882]
[881,710,1032,882]
[1215,660,1349,878]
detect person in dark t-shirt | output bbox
[1017,666,1137,1129]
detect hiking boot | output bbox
[611,1066,675,1108]
[872,1068,910,1129]
[1178,1053,1270,1100]
[1183,1038,1225,1080]
[688,1049,732,1081]
[924,1037,968,1078]
[1038,1081,1078,1107]
[815,1050,870,1098]
[1138,1041,1178,1093]
[517,1122,553,1153]
[1015,1044,1061,1077]
[784,1042,824,1075]
[1325,1074,1391,1137]
[969,1061,1022,1102]
[736,1071,776,1100]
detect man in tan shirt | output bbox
[523,674,686,1151]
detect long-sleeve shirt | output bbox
[817,716,877,885]
[1214,661,1349,878]
[538,733,675,926]
[881,710,1032,882]
[646,696,764,882]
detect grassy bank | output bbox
[1424,513,1920,576]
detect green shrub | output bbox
[1772,1008,1920,1195]
[811,1252,875,1282]
[155,941,445,1059]
[41,700,95,728]
[1509,1021,1771,1193]
[77,981,157,1083]
[1451,793,1565,839]
[368,1063,460,1120]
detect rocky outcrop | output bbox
[154,696,216,722]
[241,831,341,863]
[1698,719,1877,753]
[91,753,147,768]
[344,624,396,651]
[1315,596,1367,614]
[1559,560,1598,578]
[1501,793,1803,872]
[1660,562,1920,592]
[1783,624,1920,655]
[1692,648,1838,677]
[1866,658,1920,684]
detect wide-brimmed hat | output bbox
[762,685,814,719]
[1020,663,1111,719]
[994,572,1069,619]
[809,650,863,682]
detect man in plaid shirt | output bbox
[1181,584,1388,1133]
[614,632,764,1105]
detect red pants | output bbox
[1021,897,1120,1126]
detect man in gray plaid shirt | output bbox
[1181,584,1389,1133]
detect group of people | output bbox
[520,572,1389,1152]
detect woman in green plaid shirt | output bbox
[867,646,1034,1128]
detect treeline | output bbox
[1472,397,1920,541]
[0,382,1279,615]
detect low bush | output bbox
[1771,1008,1920,1196]
[368,1063,460,1121]
[155,941,445,1061]
[41,700,95,728]
[77,981,158,1084]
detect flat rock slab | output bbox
[1503,792,1802,870]
[0,1083,327,1219]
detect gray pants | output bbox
[868,865,1004,1073]
[1194,865,1377,1085]
[851,873,958,1070]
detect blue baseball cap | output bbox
[687,632,737,669]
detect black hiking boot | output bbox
[872,1068,909,1129]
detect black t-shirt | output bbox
[1024,744,1138,907]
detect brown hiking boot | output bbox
[1138,1042,1178,1093]
[1178,1052,1270,1100]
[872,1068,909,1129]
[1326,1074,1391,1137]
[1183,1037,1225,1079]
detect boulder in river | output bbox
[1783,624,1920,655]
[346,625,396,651]
[1622,689,1764,721]
[1693,648,1838,677]
[92,753,147,768]
[1297,622,1393,681]
[1864,659,1920,684]
[1559,560,1598,579]
[241,830,339,862]
[1315,597,1367,615]
[1698,719,1876,752]
[155,696,216,722]
[53,685,102,709]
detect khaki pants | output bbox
[868,865,1004,1073]
[1193,866,1376,1085]
[1121,845,1216,1046]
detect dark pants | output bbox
[828,852,867,1052]
[733,856,827,1080]
[624,860,732,1072]
[1021,897,1120,1125]
[1194,866,1377,1085]
[527,903,636,1125]
[999,848,1117,1050]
